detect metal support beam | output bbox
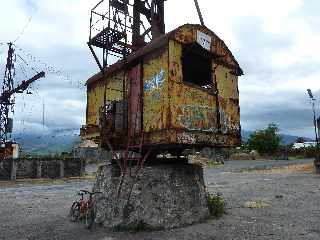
[88,43,104,72]
[193,0,205,26]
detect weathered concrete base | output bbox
[93,163,209,229]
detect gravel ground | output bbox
[0,160,319,240]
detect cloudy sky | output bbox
[0,0,319,138]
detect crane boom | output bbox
[0,72,45,103]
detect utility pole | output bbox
[307,89,318,146]
[0,43,45,161]
[307,89,320,173]
[42,98,45,130]
[0,43,15,146]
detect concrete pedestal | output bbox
[93,163,209,229]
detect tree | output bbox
[247,123,282,155]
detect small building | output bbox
[293,142,316,149]
[81,24,243,156]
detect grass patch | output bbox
[207,194,226,218]
[240,163,314,174]
[245,200,270,209]
[206,161,223,168]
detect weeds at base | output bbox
[207,193,226,218]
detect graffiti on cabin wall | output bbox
[144,69,165,91]
[178,103,240,134]
[220,110,240,134]
[219,110,240,134]
[177,132,229,145]
[179,105,217,132]
[177,132,197,144]
[184,89,209,102]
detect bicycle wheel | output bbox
[85,206,95,229]
[69,202,80,222]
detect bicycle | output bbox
[69,190,102,229]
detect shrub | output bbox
[247,123,282,155]
[207,194,226,217]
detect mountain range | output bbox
[241,130,313,145]
[13,128,80,156]
[12,129,313,155]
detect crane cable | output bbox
[14,16,33,43]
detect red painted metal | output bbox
[129,64,142,136]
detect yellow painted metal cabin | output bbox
[81,24,243,154]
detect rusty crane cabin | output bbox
[81,24,243,152]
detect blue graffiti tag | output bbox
[144,69,165,91]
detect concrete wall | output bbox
[0,157,85,181]
[0,160,12,180]
[74,147,111,164]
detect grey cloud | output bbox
[240,91,316,137]
[233,16,294,81]
[232,14,320,138]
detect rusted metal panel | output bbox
[143,47,169,132]
[87,80,105,126]
[168,40,218,132]
[83,24,242,149]
[87,72,124,127]
[129,64,142,135]
[144,130,239,147]
[173,24,242,75]
[215,64,240,136]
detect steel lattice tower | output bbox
[0,43,15,145]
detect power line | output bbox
[14,16,33,43]
[16,54,39,74]
[13,44,86,90]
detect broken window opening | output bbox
[182,43,213,92]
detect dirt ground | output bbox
[0,160,319,240]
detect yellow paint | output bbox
[168,40,217,132]
[174,24,239,70]
[87,80,105,126]
[87,72,124,126]
[85,24,241,147]
[215,64,240,135]
[143,48,169,132]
